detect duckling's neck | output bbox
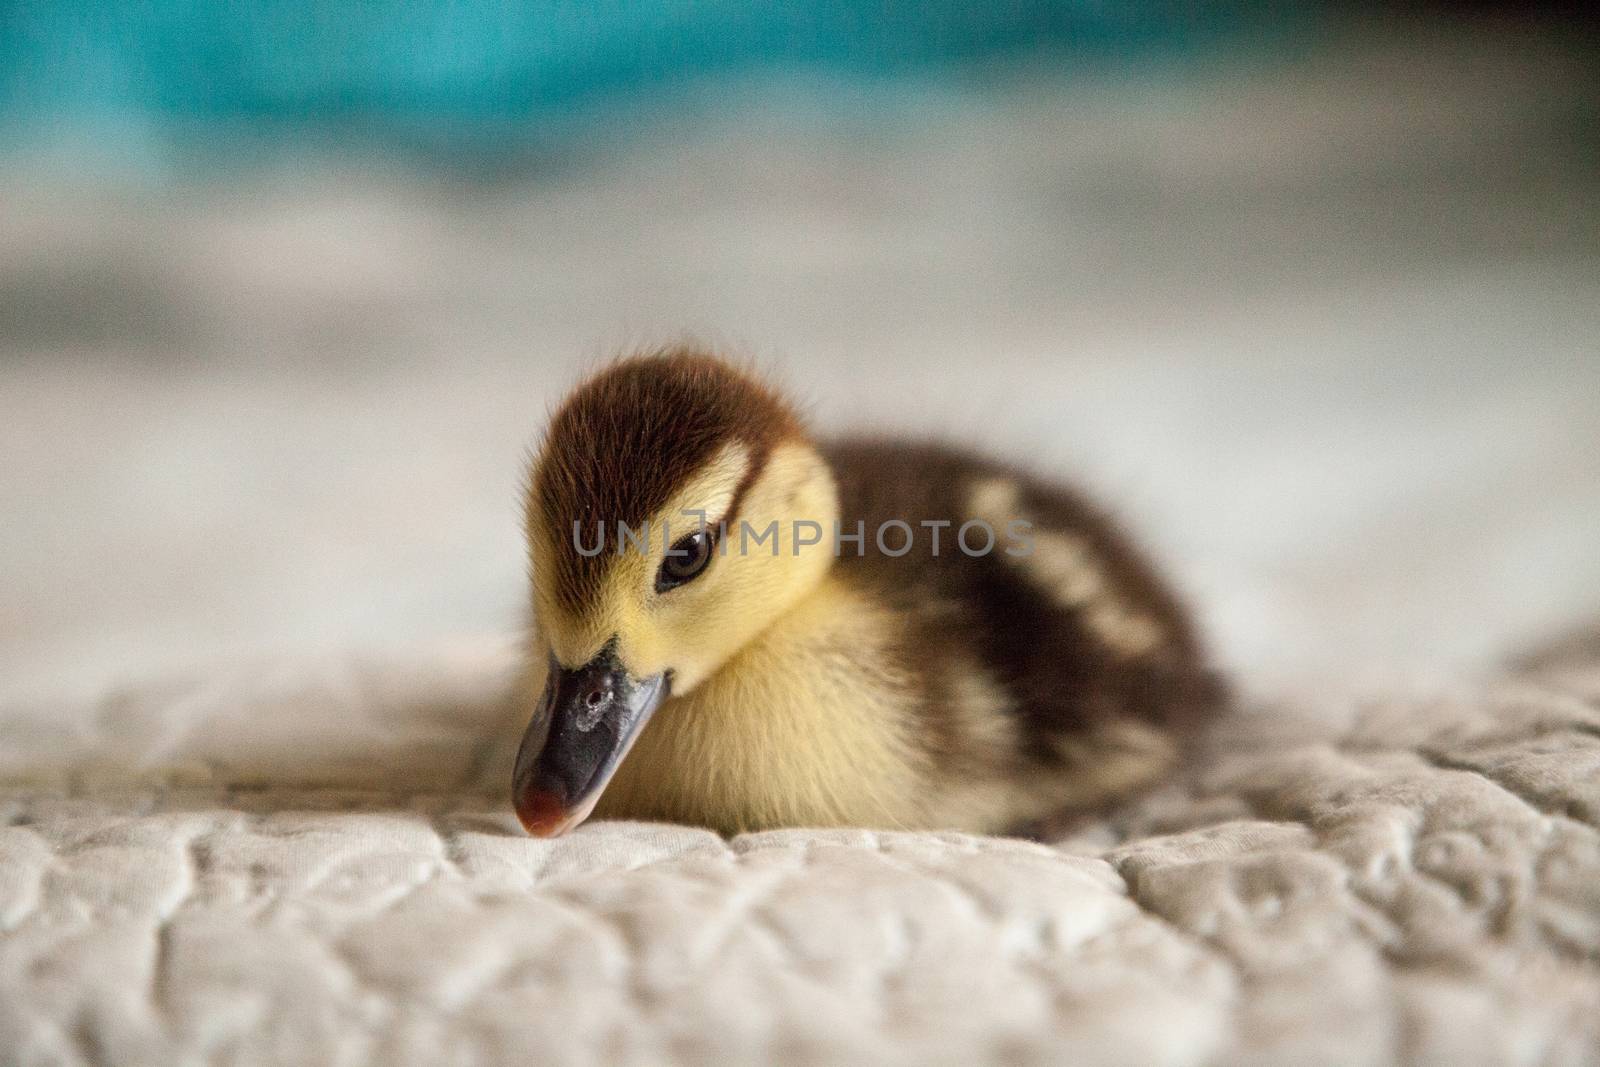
[593,573,927,834]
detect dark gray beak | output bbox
[511,642,669,837]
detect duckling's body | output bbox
[514,351,1224,838]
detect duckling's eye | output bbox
[656,529,714,592]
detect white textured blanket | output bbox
[4,638,1599,1065]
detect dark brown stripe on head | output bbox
[530,347,803,614]
[718,438,773,536]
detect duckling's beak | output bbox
[512,644,669,837]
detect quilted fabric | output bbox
[4,638,1598,1066]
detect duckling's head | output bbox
[514,348,838,835]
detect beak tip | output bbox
[514,786,572,838]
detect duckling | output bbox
[512,347,1225,838]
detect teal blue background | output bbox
[1,3,1310,150]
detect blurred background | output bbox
[2,2,1597,706]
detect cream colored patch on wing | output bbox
[1010,718,1178,830]
[918,662,1029,832]
[967,476,1164,659]
[1050,718,1176,797]
[966,477,1022,524]
[946,665,1017,755]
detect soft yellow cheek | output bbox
[643,573,758,689]
[637,529,829,690]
